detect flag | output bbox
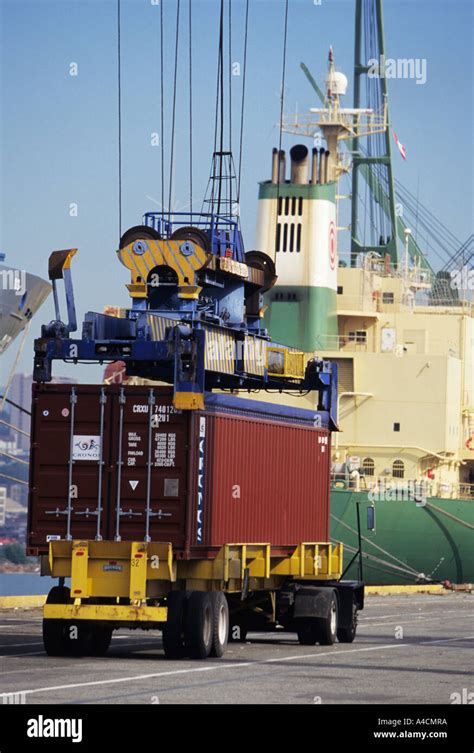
[392,130,407,160]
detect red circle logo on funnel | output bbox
[329,221,336,270]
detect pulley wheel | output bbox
[119,225,161,249]
[245,250,277,292]
[170,226,211,252]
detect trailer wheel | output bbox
[185,592,213,660]
[162,591,189,659]
[337,600,358,643]
[209,592,229,658]
[46,585,71,605]
[317,592,338,646]
[43,586,74,657]
[43,620,68,657]
[42,620,89,657]
[87,626,113,656]
[296,621,320,646]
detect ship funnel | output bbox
[318,148,326,184]
[290,144,309,185]
[311,147,319,184]
[324,150,330,183]
[278,150,286,183]
[271,148,279,184]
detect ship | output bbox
[253,9,474,585]
[74,0,472,586]
[0,253,51,357]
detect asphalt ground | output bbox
[0,592,472,705]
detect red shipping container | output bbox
[28,384,331,557]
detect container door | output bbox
[28,385,113,549]
[107,388,188,547]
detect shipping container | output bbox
[28,384,331,557]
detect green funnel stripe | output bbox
[264,286,338,352]
[258,182,337,202]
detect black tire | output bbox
[43,586,72,657]
[42,620,89,657]
[209,592,229,658]
[43,620,68,657]
[337,600,358,644]
[162,591,189,659]
[296,621,320,646]
[185,592,213,660]
[46,585,71,604]
[119,225,161,249]
[170,226,211,252]
[87,626,113,656]
[316,592,338,646]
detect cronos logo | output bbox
[72,435,101,461]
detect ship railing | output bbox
[314,334,369,352]
[143,211,245,262]
[314,333,463,357]
[331,473,474,500]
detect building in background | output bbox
[8,373,32,451]
[0,487,6,527]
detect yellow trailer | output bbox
[41,539,363,660]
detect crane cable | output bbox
[168,0,181,224]
[0,395,31,417]
[0,472,28,487]
[228,0,232,212]
[117,0,122,242]
[188,0,193,215]
[217,0,225,215]
[330,513,421,576]
[160,0,165,223]
[274,0,289,252]
[0,450,29,467]
[236,0,249,204]
[0,418,29,437]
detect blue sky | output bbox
[1,0,473,383]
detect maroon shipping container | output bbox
[28,384,331,557]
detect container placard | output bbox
[72,435,101,461]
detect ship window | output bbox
[362,458,375,476]
[382,292,394,304]
[393,422,400,432]
[282,223,288,252]
[291,197,296,216]
[285,197,290,215]
[337,286,343,294]
[289,224,295,253]
[277,197,283,216]
[348,331,367,343]
[275,223,281,253]
[392,459,404,478]
[298,197,303,216]
[296,224,302,253]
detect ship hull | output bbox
[0,266,51,355]
[330,488,474,585]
